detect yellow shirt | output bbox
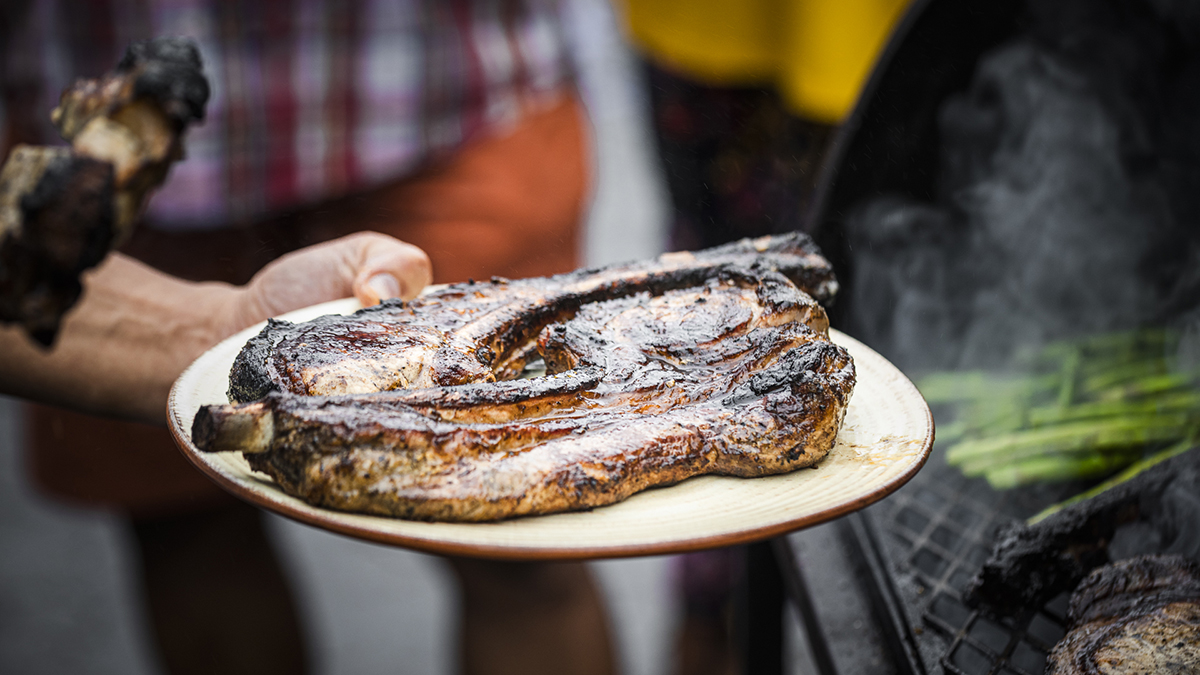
[619,0,912,123]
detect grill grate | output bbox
[859,446,1078,675]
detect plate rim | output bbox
[166,300,933,560]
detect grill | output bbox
[767,0,1200,671]
[775,441,1091,675]
[849,446,1075,675]
[777,441,1197,675]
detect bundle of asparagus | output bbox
[919,330,1200,489]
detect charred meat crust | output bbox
[1047,554,1200,675]
[196,235,855,522]
[54,37,209,141]
[1067,554,1200,626]
[0,37,209,345]
[228,233,837,401]
[118,38,210,128]
[964,448,1199,616]
[227,318,291,403]
[0,151,115,344]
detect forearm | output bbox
[0,232,431,425]
[0,253,240,424]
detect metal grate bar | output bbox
[853,445,1075,675]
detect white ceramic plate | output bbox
[167,298,932,559]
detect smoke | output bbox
[1109,462,1200,562]
[845,0,1200,374]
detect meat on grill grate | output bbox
[1047,554,1200,674]
[965,448,1200,616]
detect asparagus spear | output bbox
[1026,391,1200,426]
[983,452,1142,490]
[919,328,1198,490]
[947,413,1194,468]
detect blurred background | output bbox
[0,0,667,671]
[14,0,1197,674]
[0,0,910,672]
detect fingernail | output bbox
[366,273,401,303]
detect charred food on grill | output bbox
[965,447,1200,615]
[0,37,208,344]
[1047,554,1200,675]
[192,234,857,522]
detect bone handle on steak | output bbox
[193,401,275,455]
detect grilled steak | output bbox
[1048,554,1200,675]
[224,233,840,402]
[192,234,856,522]
[0,37,208,344]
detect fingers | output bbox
[346,232,432,305]
[236,232,432,331]
[362,273,401,304]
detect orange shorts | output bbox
[27,94,591,516]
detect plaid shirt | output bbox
[4,0,573,230]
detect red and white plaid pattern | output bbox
[6,0,573,229]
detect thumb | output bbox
[346,232,433,305]
[236,232,432,330]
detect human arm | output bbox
[0,231,430,424]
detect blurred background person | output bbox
[0,0,920,673]
[2,1,613,674]
[620,0,912,250]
